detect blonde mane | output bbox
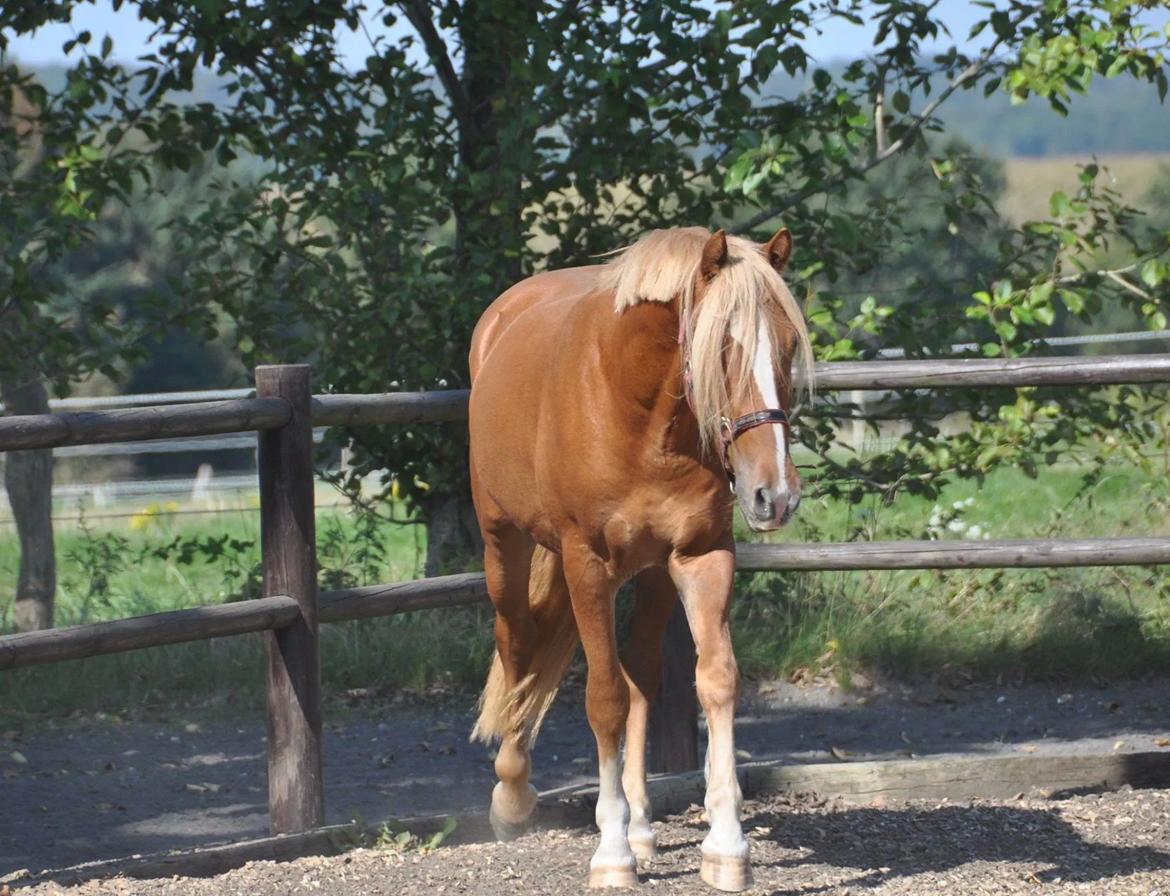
[598,227,814,452]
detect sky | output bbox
[2,0,997,70]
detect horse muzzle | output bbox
[739,482,801,531]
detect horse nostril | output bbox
[753,487,774,521]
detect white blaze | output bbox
[752,320,787,477]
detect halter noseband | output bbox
[678,305,791,490]
[717,409,789,489]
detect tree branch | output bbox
[1052,261,1157,301]
[399,0,475,138]
[733,47,1003,235]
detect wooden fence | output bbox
[1,355,1169,836]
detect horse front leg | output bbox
[620,566,681,861]
[563,544,638,888]
[669,542,750,892]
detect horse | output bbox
[467,225,812,891]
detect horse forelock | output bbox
[599,227,813,453]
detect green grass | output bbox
[732,460,1170,686]
[0,501,500,726]
[2,459,1169,727]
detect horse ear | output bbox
[700,229,729,281]
[762,227,792,273]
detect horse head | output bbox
[689,227,808,531]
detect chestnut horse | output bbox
[468,226,811,890]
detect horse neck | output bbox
[603,296,703,457]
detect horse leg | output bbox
[483,524,539,839]
[564,544,638,888]
[669,544,750,892]
[620,566,679,861]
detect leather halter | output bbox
[678,305,791,490]
[717,409,789,490]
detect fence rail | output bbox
[0,398,291,452]
[4,354,1170,455]
[735,537,1170,570]
[0,595,300,671]
[2,353,1170,841]
[8,534,1170,673]
[812,353,1170,389]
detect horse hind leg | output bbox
[620,566,680,862]
[474,534,579,840]
[473,525,539,838]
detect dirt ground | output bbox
[12,787,1170,895]
[3,677,1170,891]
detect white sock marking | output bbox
[592,756,636,870]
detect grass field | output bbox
[2,455,1168,727]
[998,153,1170,225]
[741,458,1170,685]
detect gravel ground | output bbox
[12,788,1170,895]
[3,677,1170,883]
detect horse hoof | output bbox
[628,835,657,861]
[588,865,639,888]
[489,782,537,841]
[489,807,531,841]
[700,853,752,892]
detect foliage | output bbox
[0,1,1168,571]
[318,504,396,590]
[0,49,220,393]
[369,816,457,853]
[61,512,129,621]
[147,533,263,603]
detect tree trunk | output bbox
[415,1,537,578]
[454,0,540,294]
[424,489,484,576]
[1,371,55,631]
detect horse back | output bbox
[469,267,600,381]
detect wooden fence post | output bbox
[648,601,699,773]
[256,364,324,834]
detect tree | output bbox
[2,0,1168,578]
[0,55,226,628]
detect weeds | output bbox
[147,534,262,602]
[372,816,457,853]
[341,812,458,853]
[62,511,131,622]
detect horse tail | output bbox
[472,545,578,746]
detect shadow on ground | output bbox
[4,678,1170,878]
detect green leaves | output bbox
[1141,259,1166,289]
[3,0,1168,548]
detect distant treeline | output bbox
[23,58,1170,160]
[938,76,1170,157]
[758,64,1170,158]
